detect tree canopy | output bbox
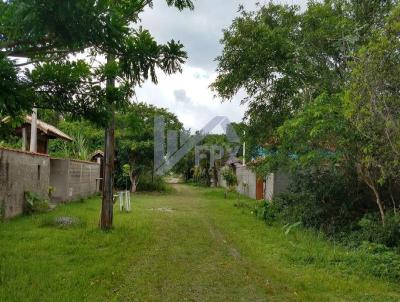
[213,0,400,225]
[1,0,194,229]
[116,102,182,192]
[0,0,193,122]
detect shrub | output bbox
[355,213,400,248]
[221,167,237,187]
[262,199,285,225]
[265,168,371,236]
[137,176,172,192]
[24,191,49,214]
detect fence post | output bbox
[119,192,124,212]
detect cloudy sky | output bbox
[136,0,306,132]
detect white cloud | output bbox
[136,65,247,132]
[136,0,307,131]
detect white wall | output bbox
[265,171,291,201]
[236,166,257,199]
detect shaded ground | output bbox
[1,185,399,301]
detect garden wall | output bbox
[0,148,101,219]
[218,164,290,201]
[0,147,50,218]
[265,171,291,201]
[50,158,100,203]
[236,165,257,199]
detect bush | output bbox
[24,191,49,214]
[137,176,172,192]
[221,167,237,189]
[265,168,371,236]
[355,213,400,248]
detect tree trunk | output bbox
[359,166,386,226]
[100,55,116,230]
[369,183,386,226]
[389,180,397,215]
[130,174,139,193]
[100,115,115,229]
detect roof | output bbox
[26,116,73,141]
[90,150,104,158]
[3,115,73,141]
[225,157,243,167]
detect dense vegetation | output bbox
[0,102,182,194]
[1,0,399,248]
[213,0,400,250]
[0,0,194,228]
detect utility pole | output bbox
[29,108,38,153]
[100,54,116,230]
[243,130,246,166]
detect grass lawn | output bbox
[1,184,399,301]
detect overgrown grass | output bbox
[0,186,399,301]
[233,196,400,282]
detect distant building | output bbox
[218,155,290,201]
[13,115,73,154]
[90,150,104,191]
[90,150,104,164]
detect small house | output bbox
[14,115,73,154]
[218,157,290,201]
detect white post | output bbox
[243,130,246,166]
[125,191,131,212]
[22,127,27,151]
[119,191,124,212]
[29,108,38,153]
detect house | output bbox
[12,115,73,154]
[90,150,104,164]
[218,157,290,201]
[235,164,265,200]
[90,150,104,191]
[0,116,101,218]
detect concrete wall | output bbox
[50,158,100,203]
[217,164,291,201]
[0,148,50,218]
[265,171,291,201]
[236,165,257,199]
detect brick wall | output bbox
[50,158,100,203]
[0,148,102,219]
[0,148,50,218]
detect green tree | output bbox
[49,119,104,160]
[213,0,399,229]
[1,0,194,229]
[116,103,182,192]
[345,5,400,224]
[212,0,396,158]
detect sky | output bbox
[136,0,306,132]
